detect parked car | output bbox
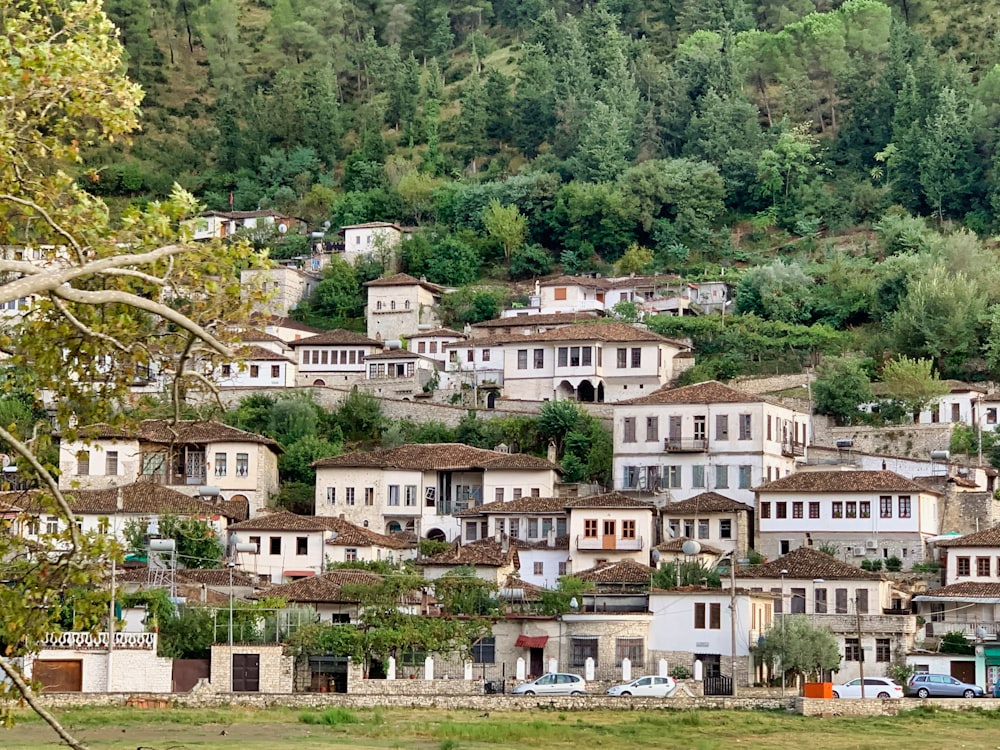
[832,677,904,699]
[511,673,587,696]
[907,673,984,698]
[606,675,677,697]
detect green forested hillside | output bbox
[90,0,1000,395]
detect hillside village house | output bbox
[500,322,693,403]
[734,547,918,684]
[362,349,438,399]
[445,333,513,390]
[287,328,384,387]
[260,315,324,343]
[564,492,657,570]
[240,266,319,317]
[364,273,444,342]
[418,537,520,584]
[407,328,466,366]
[470,311,602,338]
[341,222,403,266]
[312,443,561,541]
[59,420,281,515]
[660,491,752,559]
[216,344,297,389]
[755,470,941,562]
[612,380,808,504]
[194,209,301,242]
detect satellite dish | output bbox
[651,549,661,566]
[278,223,288,234]
[682,540,702,556]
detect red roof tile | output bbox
[662,492,750,514]
[287,329,382,348]
[313,443,559,472]
[619,380,763,406]
[936,526,1000,548]
[735,546,881,580]
[756,470,935,494]
[575,559,655,585]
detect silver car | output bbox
[511,672,586,696]
[907,673,984,698]
[607,675,677,697]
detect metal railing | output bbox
[576,535,644,551]
[664,438,708,452]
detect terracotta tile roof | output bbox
[364,349,430,360]
[115,567,256,587]
[408,328,465,339]
[134,420,281,450]
[912,474,980,490]
[509,322,675,344]
[618,380,763,406]
[2,484,239,517]
[228,511,333,532]
[654,537,723,555]
[756,470,935,494]
[236,328,285,344]
[662,492,750,514]
[735,546,881,580]
[255,569,386,603]
[260,315,324,333]
[499,574,545,601]
[323,517,415,550]
[236,344,295,363]
[936,525,1000,548]
[418,538,518,568]
[363,273,444,293]
[313,443,560,472]
[472,311,603,329]
[539,275,612,290]
[575,559,655,585]
[564,492,656,510]
[918,582,1000,599]
[287,329,382,348]
[455,496,568,517]
[342,221,401,230]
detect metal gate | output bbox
[703,674,733,696]
[232,653,260,692]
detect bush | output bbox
[669,665,692,679]
[885,556,903,572]
[300,707,359,725]
[860,558,884,572]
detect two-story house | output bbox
[755,470,940,562]
[287,328,384,387]
[613,380,808,505]
[408,328,466,367]
[565,492,657,570]
[240,266,320,317]
[216,344,297,388]
[469,311,603,339]
[59,420,282,515]
[312,443,561,541]
[660,491,752,558]
[444,333,515,389]
[362,348,438,398]
[364,273,444,342]
[501,322,692,403]
[341,222,403,266]
[734,546,917,683]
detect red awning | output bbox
[283,570,316,578]
[514,635,549,649]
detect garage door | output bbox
[33,660,83,692]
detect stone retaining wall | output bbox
[799,696,1000,716]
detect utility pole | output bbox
[856,592,865,699]
[730,549,738,698]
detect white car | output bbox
[511,672,587,696]
[606,675,677,697]
[832,677,904,699]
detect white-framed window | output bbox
[215,452,227,477]
[236,453,249,477]
[404,485,417,506]
[388,485,400,506]
[105,451,119,476]
[346,487,356,505]
[327,487,336,504]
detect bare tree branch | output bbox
[50,295,131,352]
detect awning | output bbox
[283,570,316,578]
[514,635,548,649]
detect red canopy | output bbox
[514,635,549,649]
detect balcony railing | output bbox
[576,535,644,551]
[41,631,157,650]
[925,621,1000,639]
[664,438,708,453]
[781,441,805,457]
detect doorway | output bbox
[529,648,544,677]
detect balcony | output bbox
[781,440,805,457]
[664,438,708,453]
[576,535,644,551]
[41,631,157,650]
[925,621,1000,640]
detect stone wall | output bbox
[810,416,952,458]
[209,644,294,693]
[799,696,1000,716]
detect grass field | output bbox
[5,705,1000,750]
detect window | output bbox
[738,465,752,489]
[105,451,118,475]
[472,637,496,664]
[694,602,707,629]
[832,502,843,519]
[719,519,732,539]
[899,495,911,518]
[876,638,891,662]
[558,347,568,367]
[697,519,709,539]
[630,348,641,368]
[533,561,544,576]
[715,464,729,489]
[776,502,787,519]
[835,588,848,614]
[668,519,680,538]
[815,588,827,614]
[517,350,528,369]
[846,502,857,519]
[249,536,261,554]
[528,518,538,538]
[622,520,637,539]
[792,502,803,519]
[296,536,308,555]
[739,414,752,440]
[533,349,544,368]
[271,365,280,378]
[418,341,426,353]
[760,502,771,519]
[388,485,400,506]
[558,562,567,575]
[429,342,437,354]
[844,638,861,662]
[809,502,820,519]
[665,465,681,489]
[646,416,659,442]
[582,347,592,366]
[513,488,522,499]
[76,450,90,476]
[345,487,355,505]
[215,452,227,477]
[269,537,281,554]
[405,485,417,506]
[860,501,871,519]
[570,347,581,366]
[693,416,707,440]
[715,414,729,440]
[465,521,479,541]
[570,637,599,667]
[623,417,636,442]
[856,589,869,614]
[554,287,567,300]
[880,496,892,518]
[236,453,249,477]
[345,548,358,562]
[327,487,336,504]
[930,603,945,622]
[222,364,232,377]
[692,465,706,488]
[617,348,627,368]
[45,516,59,534]
[467,350,474,363]
[250,365,259,378]
[584,519,598,537]
[364,487,374,506]
[710,602,722,629]
[957,557,971,576]
[683,519,695,537]
[616,637,644,667]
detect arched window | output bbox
[390,300,396,310]
[404,300,411,310]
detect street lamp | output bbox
[779,568,788,697]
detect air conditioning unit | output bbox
[865,540,878,550]
[853,546,866,556]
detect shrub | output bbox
[300,707,359,726]
[669,665,692,680]
[885,556,903,572]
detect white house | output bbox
[341,222,403,266]
[564,492,657,570]
[500,322,693,403]
[418,537,520,584]
[755,470,941,563]
[936,525,1000,587]
[613,380,808,504]
[445,334,513,389]
[287,328,384,387]
[362,349,438,398]
[194,209,301,241]
[217,344,297,388]
[408,328,466,366]
[660,491,752,558]
[469,311,602,339]
[240,266,320,317]
[259,315,325,344]
[59,420,282,516]
[312,443,561,541]
[364,272,444,342]
[253,569,421,623]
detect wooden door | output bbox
[232,653,260,692]
[602,520,616,550]
[33,660,82,692]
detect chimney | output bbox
[116,487,124,512]
[547,440,557,463]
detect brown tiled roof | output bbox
[2,484,239,517]
[619,380,763,406]
[455,496,568,517]
[472,311,603,329]
[115,567,256,587]
[936,526,1000,548]
[323,517,414,550]
[364,349,429,360]
[735,546,881,580]
[342,221,400,230]
[313,443,559,472]
[260,315,324,333]
[137,420,280,449]
[919,582,1000,599]
[234,344,294,363]
[654,537,723,555]
[499,574,545,602]
[510,322,675,344]
[408,328,465,339]
[564,492,656,510]
[363,273,444,293]
[912,474,980,490]
[228,511,332,532]
[756,470,935,494]
[418,538,518,568]
[236,328,285,344]
[287,329,382,348]
[662,492,750,515]
[575,559,655,585]
[255,570,386,603]
[539,275,611,290]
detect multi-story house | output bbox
[469,311,602,339]
[418,537,520,584]
[59,420,281,515]
[362,349,438,398]
[501,322,692,403]
[660,491,752,558]
[216,344,297,388]
[312,443,561,541]
[613,380,808,504]
[194,209,302,241]
[734,546,918,683]
[364,273,444,342]
[408,328,466,367]
[755,470,940,562]
[341,222,403,266]
[444,333,515,389]
[565,492,657,570]
[287,328,384,387]
[240,266,320,317]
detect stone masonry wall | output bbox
[209,644,294,694]
[810,415,952,458]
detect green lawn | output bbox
[5,705,1000,750]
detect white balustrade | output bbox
[41,631,156,650]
